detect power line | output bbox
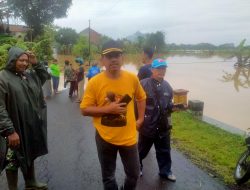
[93,0,123,19]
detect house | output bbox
[79,28,102,45]
[1,24,29,37]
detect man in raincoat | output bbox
[0,47,50,190]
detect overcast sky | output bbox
[54,0,250,45]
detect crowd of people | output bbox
[0,40,185,190]
[41,56,101,103]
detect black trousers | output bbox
[95,132,140,190]
[138,131,172,177]
[69,81,77,96]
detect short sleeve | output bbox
[80,79,96,109]
[134,76,146,101]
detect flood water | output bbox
[123,55,250,132]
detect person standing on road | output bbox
[137,47,154,80]
[50,58,60,94]
[138,58,178,182]
[42,59,52,99]
[0,47,49,190]
[75,57,85,103]
[80,40,146,190]
[63,60,72,88]
[86,61,101,81]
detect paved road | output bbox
[0,90,228,190]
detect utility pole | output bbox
[88,19,91,66]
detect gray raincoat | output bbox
[0,47,50,173]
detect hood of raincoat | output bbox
[5,47,28,72]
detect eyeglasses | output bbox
[104,52,122,59]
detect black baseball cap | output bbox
[101,40,123,55]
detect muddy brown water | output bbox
[123,55,250,132]
[57,54,249,132]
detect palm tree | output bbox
[221,67,250,91]
[234,39,250,67]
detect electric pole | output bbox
[88,19,91,66]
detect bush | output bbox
[33,38,53,60]
[0,45,11,69]
[0,36,53,69]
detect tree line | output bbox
[0,0,72,39]
[1,0,250,68]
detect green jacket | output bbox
[0,47,50,173]
[50,63,60,77]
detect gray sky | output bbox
[54,0,250,45]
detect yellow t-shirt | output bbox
[80,71,146,146]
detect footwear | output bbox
[139,163,143,177]
[6,170,18,190]
[25,181,48,190]
[160,173,176,182]
[140,169,143,177]
[167,174,176,182]
[23,162,48,190]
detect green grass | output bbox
[172,111,246,184]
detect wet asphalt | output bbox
[0,90,228,190]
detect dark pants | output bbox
[69,81,77,96]
[51,76,59,92]
[138,131,172,177]
[95,132,140,190]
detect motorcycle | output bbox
[234,135,250,185]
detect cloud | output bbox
[54,0,250,45]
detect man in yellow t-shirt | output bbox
[80,40,146,190]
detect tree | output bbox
[233,39,250,67]
[33,38,53,60]
[55,27,78,46]
[122,39,140,54]
[144,31,166,53]
[0,34,53,68]
[137,36,145,49]
[221,67,250,91]
[0,0,11,34]
[96,35,112,52]
[8,0,72,39]
[72,36,89,60]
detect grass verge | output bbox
[172,111,246,185]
